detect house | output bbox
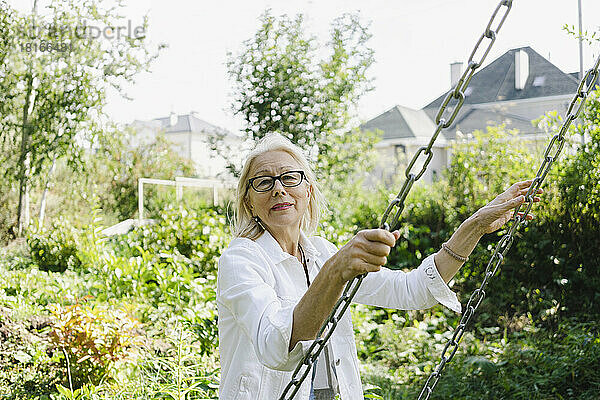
[130,112,239,178]
[362,46,581,182]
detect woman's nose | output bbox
[272,179,287,196]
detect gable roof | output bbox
[424,47,579,109]
[153,113,232,136]
[439,106,536,140]
[361,105,440,140]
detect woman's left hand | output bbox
[471,180,543,235]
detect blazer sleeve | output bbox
[216,241,314,371]
[354,254,461,313]
[315,237,461,313]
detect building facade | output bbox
[362,47,581,182]
[130,112,239,178]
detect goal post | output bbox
[138,177,234,221]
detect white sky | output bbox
[13,0,600,134]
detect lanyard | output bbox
[298,243,310,287]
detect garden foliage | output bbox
[2,86,600,400]
[1,205,224,399]
[48,298,142,388]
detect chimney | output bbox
[169,111,178,127]
[515,49,529,90]
[450,62,463,87]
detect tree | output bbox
[226,10,379,183]
[548,91,600,316]
[445,125,539,224]
[0,0,164,236]
[0,1,18,242]
[93,125,196,221]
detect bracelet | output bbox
[441,242,469,263]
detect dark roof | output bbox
[361,105,438,140]
[361,106,413,139]
[153,113,230,136]
[424,47,579,110]
[441,107,536,139]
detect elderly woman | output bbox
[216,133,540,400]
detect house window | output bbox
[394,144,406,167]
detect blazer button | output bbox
[335,358,341,366]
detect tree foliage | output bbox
[0,0,164,236]
[445,125,540,223]
[226,10,379,182]
[92,126,195,221]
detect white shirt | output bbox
[216,230,461,400]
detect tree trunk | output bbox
[15,0,39,236]
[16,72,34,236]
[38,154,57,228]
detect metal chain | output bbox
[278,2,514,399]
[416,52,600,400]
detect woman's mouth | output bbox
[272,202,293,211]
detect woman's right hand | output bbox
[326,229,401,285]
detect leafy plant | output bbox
[116,206,229,277]
[47,297,142,389]
[27,217,82,273]
[142,326,219,400]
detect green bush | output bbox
[114,206,229,278]
[1,204,224,399]
[48,298,142,389]
[26,218,82,273]
[414,320,600,400]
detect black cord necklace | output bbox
[298,243,310,288]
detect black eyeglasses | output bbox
[248,170,305,192]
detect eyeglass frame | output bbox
[247,170,306,193]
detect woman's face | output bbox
[246,150,312,234]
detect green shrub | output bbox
[114,206,229,278]
[413,320,600,400]
[47,297,142,389]
[88,324,219,400]
[26,218,82,273]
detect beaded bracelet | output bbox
[441,242,469,263]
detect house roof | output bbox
[440,106,536,140]
[362,47,582,142]
[361,105,441,140]
[424,47,579,109]
[153,113,232,136]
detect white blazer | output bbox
[216,230,461,400]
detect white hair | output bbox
[233,133,324,240]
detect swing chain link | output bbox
[417,51,600,400]
[385,0,514,233]
[278,1,514,399]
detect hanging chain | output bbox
[278,2,514,399]
[380,0,514,232]
[416,52,600,400]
